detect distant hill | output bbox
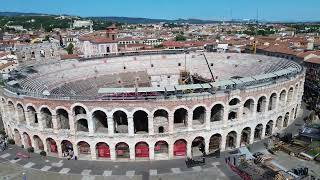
[0,12,51,17]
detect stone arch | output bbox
[16,103,26,123]
[22,132,32,148]
[77,119,89,132]
[287,87,294,104]
[209,133,222,152]
[13,129,22,146]
[279,89,287,106]
[294,83,299,99]
[229,98,240,106]
[56,108,70,130]
[191,136,205,156]
[72,105,87,116]
[276,116,283,129]
[154,140,169,159]
[173,139,187,157]
[226,131,237,149]
[27,105,38,126]
[243,99,255,117]
[115,142,130,159]
[290,108,295,121]
[40,107,53,129]
[265,120,274,136]
[33,135,44,151]
[283,112,290,128]
[268,93,277,111]
[210,104,224,122]
[153,109,169,134]
[96,142,110,159]
[61,140,73,154]
[135,141,149,159]
[228,111,237,120]
[257,96,267,113]
[174,108,188,128]
[133,110,149,134]
[92,110,108,133]
[77,141,91,158]
[7,101,15,121]
[254,124,263,141]
[192,106,206,125]
[241,127,251,146]
[113,110,128,134]
[46,138,58,154]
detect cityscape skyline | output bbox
[0,0,320,22]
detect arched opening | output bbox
[191,137,205,157]
[17,104,26,123]
[56,109,70,130]
[294,105,298,119]
[265,120,273,136]
[226,131,237,149]
[46,138,58,154]
[77,141,91,158]
[283,112,290,128]
[153,109,169,134]
[7,101,15,117]
[229,98,240,106]
[241,127,251,146]
[33,135,44,151]
[115,142,130,159]
[243,99,254,117]
[154,141,168,159]
[257,96,267,113]
[13,129,22,146]
[133,110,148,134]
[27,106,38,126]
[174,108,188,128]
[268,93,277,111]
[135,142,149,159]
[92,110,108,133]
[276,116,283,130]
[210,104,224,122]
[287,87,294,104]
[73,106,86,115]
[113,111,128,134]
[174,139,187,157]
[96,142,110,159]
[228,111,237,120]
[279,90,287,106]
[77,119,89,132]
[290,108,295,121]
[254,124,264,141]
[40,108,53,129]
[22,132,32,148]
[61,140,73,156]
[209,134,222,152]
[192,106,206,126]
[294,84,299,99]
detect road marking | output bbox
[9,159,21,163]
[40,165,52,171]
[149,169,157,176]
[192,166,202,171]
[171,168,181,174]
[81,169,91,175]
[81,175,95,180]
[23,162,35,168]
[52,160,64,167]
[211,162,221,166]
[59,168,70,174]
[0,153,11,158]
[103,170,112,176]
[126,170,135,176]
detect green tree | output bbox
[66,43,74,54]
[175,34,186,41]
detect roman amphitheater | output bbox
[0,51,305,161]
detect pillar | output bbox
[107,116,114,136]
[69,115,76,135]
[73,143,79,157]
[250,128,255,143]
[187,141,192,158]
[168,115,174,133]
[220,134,226,151]
[25,110,32,127]
[129,144,135,160]
[149,143,155,160]
[128,116,134,136]
[236,133,241,148]
[261,126,266,139]
[88,115,95,136]
[205,112,210,130]
[57,140,63,158]
[52,115,59,133]
[42,139,48,153]
[110,144,116,160]
[168,142,174,159]
[38,112,44,130]
[205,137,210,154]
[188,111,193,131]
[90,143,97,160]
[238,106,243,121]
[149,115,154,135]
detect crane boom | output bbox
[202,53,215,82]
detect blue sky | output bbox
[0,0,319,21]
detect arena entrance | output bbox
[46,138,58,155]
[33,135,44,151]
[133,110,148,134]
[135,142,149,159]
[116,142,130,159]
[191,137,205,156]
[96,142,110,159]
[241,127,251,146]
[265,120,274,136]
[113,111,128,134]
[77,141,91,159]
[173,139,187,157]
[209,134,221,152]
[174,108,188,129]
[61,140,73,156]
[254,124,263,141]
[226,131,237,149]
[154,141,169,159]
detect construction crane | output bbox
[201,53,215,82]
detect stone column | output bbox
[73,143,79,157]
[223,107,229,127]
[188,111,193,131]
[69,115,76,135]
[52,114,59,133]
[236,133,241,148]
[168,142,174,159]
[25,110,32,127]
[264,99,269,113]
[88,115,95,136]
[238,106,244,121]
[110,144,116,160]
[149,143,155,160]
[90,143,97,160]
[168,115,174,133]
[250,129,255,143]
[56,140,63,158]
[220,134,226,151]
[107,115,114,136]
[261,126,266,139]
[128,116,134,136]
[38,112,44,130]
[42,139,48,153]
[149,115,154,135]
[187,141,192,158]
[205,137,210,154]
[252,102,257,118]
[205,112,210,130]
[129,144,135,160]
[15,109,20,125]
